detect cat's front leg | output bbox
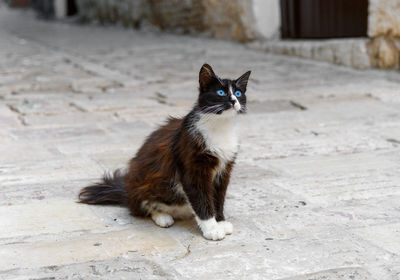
[181,176,226,241]
[214,162,234,235]
[215,190,233,235]
[195,216,225,241]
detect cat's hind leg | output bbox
[151,211,174,228]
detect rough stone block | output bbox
[351,40,371,69]
[368,0,400,37]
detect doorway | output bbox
[280,0,368,39]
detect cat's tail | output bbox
[78,170,128,206]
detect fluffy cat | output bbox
[79,64,251,240]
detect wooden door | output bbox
[280,0,368,39]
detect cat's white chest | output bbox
[195,113,238,165]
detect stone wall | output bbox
[148,0,205,33]
[202,0,255,42]
[76,0,151,28]
[76,0,257,42]
[368,0,400,69]
[369,0,400,37]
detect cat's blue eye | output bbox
[235,90,242,97]
[217,89,226,96]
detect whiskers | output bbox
[201,104,225,114]
[238,105,247,114]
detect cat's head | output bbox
[197,63,251,115]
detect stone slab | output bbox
[279,267,374,280]
[0,199,105,239]
[0,255,180,280]
[351,223,400,255]
[0,156,103,186]
[0,228,183,271]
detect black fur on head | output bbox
[198,63,251,115]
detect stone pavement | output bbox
[1,6,400,280]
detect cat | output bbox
[79,64,251,240]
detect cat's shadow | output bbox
[90,204,199,234]
[132,215,200,236]
[174,218,198,231]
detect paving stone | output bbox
[0,228,183,271]
[0,256,180,280]
[351,223,400,255]
[0,179,87,207]
[279,267,374,280]
[0,156,103,186]
[0,199,105,239]
[266,151,398,178]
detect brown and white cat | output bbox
[79,64,251,240]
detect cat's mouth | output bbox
[216,105,235,115]
[215,105,242,116]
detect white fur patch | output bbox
[142,200,194,220]
[151,212,174,228]
[233,99,241,111]
[229,84,241,111]
[195,112,238,175]
[218,221,233,235]
[196,217,225,240]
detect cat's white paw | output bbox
[203,225,225,241]
[218,221,233,235]
[152,212,174,228]
[196,217,226,241]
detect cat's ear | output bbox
[199,63,217,90]
[235,71,251,89]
